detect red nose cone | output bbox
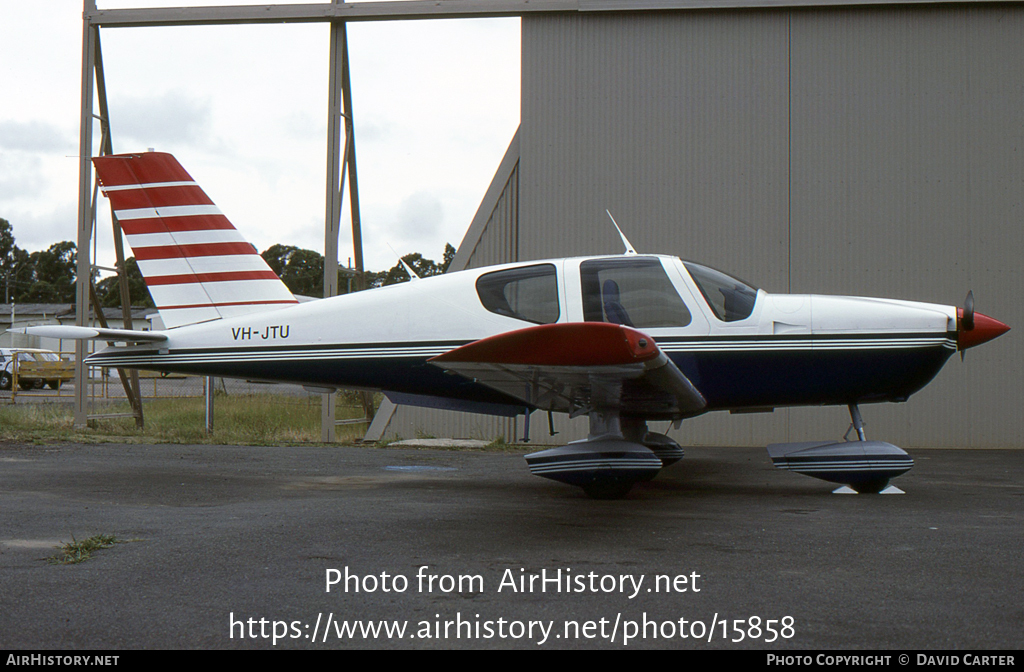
[957,310,1011,351]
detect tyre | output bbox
[581,480,634,500]
[0,371,10,391]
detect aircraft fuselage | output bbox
[88,254,960,418]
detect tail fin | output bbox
[93,152,298,329]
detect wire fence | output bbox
[1,350,356,404]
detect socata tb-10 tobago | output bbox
[19,152,1010,498]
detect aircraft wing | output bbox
[428,322,706,419]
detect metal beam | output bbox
[84,0,1019,29]
[94,31,145,429]
[340,28,365,293]
[321,20,346,442]
[74,3,98,428]
[86,1,577,28]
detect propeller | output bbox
[957,290,1010,359]
[962,290,974,331]
[959,291,974,361]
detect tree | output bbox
[96,257,154,308]
[0,219,33,303]
[441,242,456,273]
[4,246,31,303]
[0,222,459,306]
[367,243,456,288]
[1,221,78,304]
[24,241,77,303]
[1,218,16,302]
[0,219,14,269]
[260,244,457,297]
[261,244,326,298]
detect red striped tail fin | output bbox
[93,152,298,329]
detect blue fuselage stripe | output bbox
[86,333,956,414]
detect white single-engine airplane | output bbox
[18,152,1010,498]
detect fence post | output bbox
[204,376,214,434]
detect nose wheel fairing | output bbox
[767,403,914,493]
[767,440,913,493]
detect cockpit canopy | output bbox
[473,256,759,326]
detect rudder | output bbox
[93,152,298,329]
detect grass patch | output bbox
[48,534,122,565]
[0,393,373,446]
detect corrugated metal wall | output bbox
[784,6,1024,447]
[377,135,523,442]
[379,5,1023,448]
[459,162,519,270]
[518,10,795,446]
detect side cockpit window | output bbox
[683,262,758,322]
[581,257,692,328]
[476,264,560,324]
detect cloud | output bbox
[0,121,73,153]
[394,192,444,240]
[352,119,392,144]
[0,154,47,202]
[1,201,79,253]
[111,91,214,148]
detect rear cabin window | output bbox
[683,262,758,322]
[580,257,691,328]
[476,264,560,324]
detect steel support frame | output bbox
[321,20,364,442]
[75,1,392,436]
[74,5,97,427]
[76,0,560,434]
[75,6,145,427]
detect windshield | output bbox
[683,262,758,322]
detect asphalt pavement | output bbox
[0,441,1021,650]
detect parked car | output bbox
[0,348,69,391]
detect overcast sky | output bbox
[0,0,521,276]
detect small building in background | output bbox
[1,304,156,352]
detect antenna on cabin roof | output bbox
[387,243,422,281]
[606,210,637,255]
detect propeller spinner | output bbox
[957,290,1009,356]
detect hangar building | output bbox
[369,2,1023,449]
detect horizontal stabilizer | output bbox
[10,326,168,343]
